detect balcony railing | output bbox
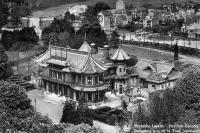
[40,74,108,88]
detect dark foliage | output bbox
[60,100,93,126]
[174,65,200,111]
[83,2,110,24]
[0,45,12,79]
[0,1,9,29]
[41,17,75,47]
[149,89,183,125]
[1,27,38,50]
[110,30,120,48]
[125,56,138,67]
[73,23,108,49]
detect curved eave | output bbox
[81,54,108,74]
[72,84,109,92]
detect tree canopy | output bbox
[0,81,102,133]
[149,89,183,125]
[83,2,110,24]
[174,65,200,110]
[1,27,38,51]
[0,1,9,29]
[41,17,75,47]
[0,45,12,79]
[60,99,93,126]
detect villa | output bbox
[34,36,143,102]
[98,0,128,32]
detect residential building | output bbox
[69,5,87,16]
[135,60,182,93]
[98,0,128,32]
[187,17,200,39]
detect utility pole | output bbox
[34,98,36,113]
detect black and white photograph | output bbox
[1,0,200,132]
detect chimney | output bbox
[98,45,110,59]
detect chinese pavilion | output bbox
[34,38,140,102]
[35,40,114,102]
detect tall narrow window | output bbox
[88,92,92,101]
[95,76,98,84]
[87,76,92,85]
[78,76,81,83]
[82,76,86,84]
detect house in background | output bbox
[135,60,182,93]
[98,0,128,32]
[187,17,200,39]
[69,5,87,16]
[21,16,54,39]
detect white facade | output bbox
[69,5,87,16]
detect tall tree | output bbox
[110,30,120,48]
[175,65,200,110]
[0,0,9,28]
[0,45,12,79]
[174,43,179,62]
[73,23,108,49]
[84,2,110,24]
[149,89,183,124]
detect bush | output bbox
[94,106,111,113]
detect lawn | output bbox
[110,45,175,62]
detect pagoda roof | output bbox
[81,53,108,74]
[78,41,92,52]
[34,45,112,74]
[111,46,130,61]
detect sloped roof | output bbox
[33,48,50,64]
[47,59,66,66]
[78,41,92,52]
[149,62,174,74]
[111,46,130,61]
[136,60,181,83]
[35,45,112,74]
[81,53,108,74]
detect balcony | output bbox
[40,74,108,88]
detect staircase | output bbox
[8,74,34,91]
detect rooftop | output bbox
[35,45,112,74]
[135,60,181,83]
[111,46,130,61]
